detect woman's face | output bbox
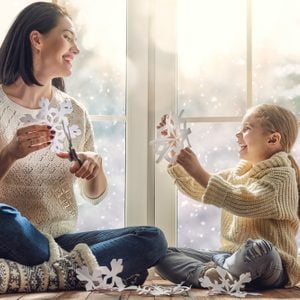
[34,16,79,79]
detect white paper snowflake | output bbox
[76,260,190,296]
[19,97,81,152]
[76,259,125,291]
[150,110,192,164]
[199,267,261,298]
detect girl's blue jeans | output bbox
[156,239,288,290]
[0,204,167,285]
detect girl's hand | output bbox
[176,147,201,178]
[157,114,169,137]
[56,151,102,181]
[176,147,210,188]
[6,124,54,160]
[157,114,178,160]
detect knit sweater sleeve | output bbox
[77,109,107,205]
[168,164,206,199]
[167,164,231,200]
[203,170,296,219]
[169,160,297,219]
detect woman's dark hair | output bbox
[0,2,70,92]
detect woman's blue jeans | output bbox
[0,204,167,285]
[156,239,288,290]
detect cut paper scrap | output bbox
[19,97,81,152]
[136,283,190,296]
[150,109,192,163]
[199,266,261,298]
[76,260,191,296]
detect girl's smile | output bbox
[236,113,279,164]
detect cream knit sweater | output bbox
[168,151,300,287]
[0,85,106,238]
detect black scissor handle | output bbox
[70,148,83,167]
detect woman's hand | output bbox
[56,151,102,181]
[176,147,210,188]
[57,150,107,199]
[0,124,54,182]
[6,124,54,160]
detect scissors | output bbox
[62,121,83,167]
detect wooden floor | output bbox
[0,279,299,300]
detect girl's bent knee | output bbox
[244,239,277,263]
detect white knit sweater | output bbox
[0,85,106,238]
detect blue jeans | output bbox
[155,239,288,290]
[0,204,167,285]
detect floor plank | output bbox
[0,294,25,300]
[0,285,300,299]
[56,291,92,299]
[19,292,66,299]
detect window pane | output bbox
[62,0,126,115]
[76,122,125,231]
[177,0,246,117]
[253,0,300,250]
[0,1,50,43]
[253,0,300,116]
[177,123,240,249]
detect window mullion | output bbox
[247,0,253,108]
[126,0,151,226]
[154,0,178,246]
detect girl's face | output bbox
[236,112,273,164]
[34,16,79,79]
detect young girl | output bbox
[155,104,300,290]
[0,2,167,293]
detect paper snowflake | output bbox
[76,258,125,291]
[150,110,192,164]
[76,260,190,296]
[19,97,81,152]
[199,267,261,298]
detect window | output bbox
[0,0,47,42]
[177,0,245,249]
[175,0,300,250]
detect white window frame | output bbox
[126,0,178,245]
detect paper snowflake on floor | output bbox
[150,110,192,164]
[19,97,81,152]
[76,260,191,296]
[76,258,125,291]
[199,267,261,298]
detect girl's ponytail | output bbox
[251,104,299,219]
[288,155,300,219]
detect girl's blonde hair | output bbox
[249,104,300,218]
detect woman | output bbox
[0,2,167,293]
